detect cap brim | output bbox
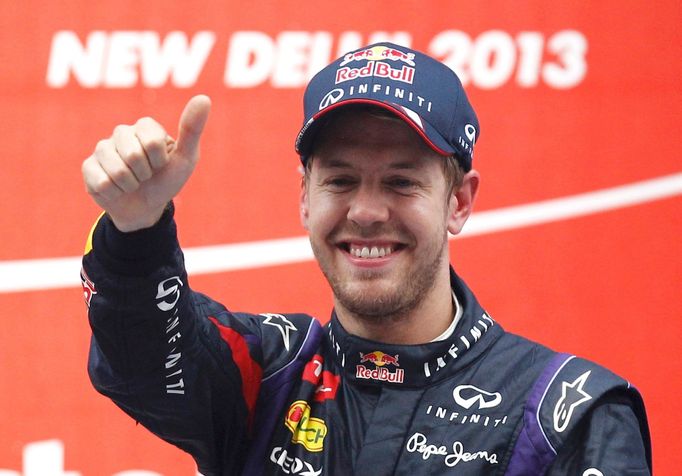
[295,99,456,159]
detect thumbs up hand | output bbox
[82,95,211,232]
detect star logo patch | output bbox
[261,313,298,351]
[553,370,592,432]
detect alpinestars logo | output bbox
[553,370,592,432]
[261,313,297,351]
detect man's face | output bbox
[300,109,465,320]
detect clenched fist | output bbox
[82,95,211,232]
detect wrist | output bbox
[91,202,178,276]
[110,203,170,233]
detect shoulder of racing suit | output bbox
[502,352,652,475]
[192,292,322,381]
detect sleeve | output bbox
[82,204,263,475]
[547,392,652,475]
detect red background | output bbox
[0,1,680,474]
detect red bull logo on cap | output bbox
[336,45,416,85]
[340,45,416,67]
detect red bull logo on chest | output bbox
[356,351,404,383]
[359,351,400,367]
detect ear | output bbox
[447,169,480,236]
[299,177,310,230]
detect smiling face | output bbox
[300,107,477,329]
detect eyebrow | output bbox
[318,159,421,170]
[318,159,353,169]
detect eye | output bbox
[322,176,357,190]
[386,177,418,190]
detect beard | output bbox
[311,224,449,324]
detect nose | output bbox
[347,184,389,227]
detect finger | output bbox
[113,125,153,181]
[94,138,140,193]
[134,117,170,172]
[174,95,211,160]
[82,155,123,203]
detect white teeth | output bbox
[350,245,393,259]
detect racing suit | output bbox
[82,205,652,475]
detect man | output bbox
[81,43,652,475]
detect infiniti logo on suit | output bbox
[453,385,503,410]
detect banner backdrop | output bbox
[1,1,680,474]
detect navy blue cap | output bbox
[295,42,480,171]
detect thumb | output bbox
[174,95,212,159]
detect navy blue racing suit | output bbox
[82,206,652,475]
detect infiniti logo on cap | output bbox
[465,124,477,143]
[319,88,344,110]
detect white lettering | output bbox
[139,31,214,87]
[428,29,586,89]
[428,30,473,84]
[165,351,181,369]
[515,32,544,87]
[224,31,274,87]
[166,368,182,378]
[270,447,322,476]
[273,31,328,87]
[469,30,516,89]
[166,378,185,394]
[168,332,181,344]
[406,433,498,468]
[105,32,142,87]
[47,29,587,90]
[47,31,107,88]
[543,30,588,89]
[166,315,180,333]
[46,31,212,88]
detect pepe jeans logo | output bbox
[453,385,502,410]
[406,432,498,468]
